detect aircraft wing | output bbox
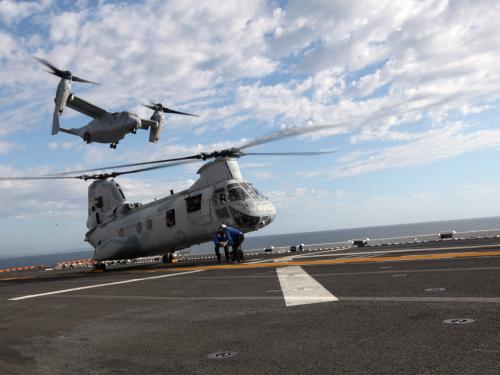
[66,94,107,118]
[140,118,157,130]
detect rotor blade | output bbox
[162,107,199,117]
[51,125,338,176]
[0,175,83,181]
[34,56,63,76]
[240,151,336,156]
[55,154,203,175]
[72,76,100,85]
[142,104,156,111]
[237,124,339,151]
[109,160,200,178]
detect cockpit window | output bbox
[227,186,249,202]
[247,183,266,199]
[241,183,259,200]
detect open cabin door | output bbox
[186,188,213,226]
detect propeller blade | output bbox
[142,104,156,111]
[72,76,100,85]
[34,56,64,76]
[34,56,99,84]
[162,107,198,117]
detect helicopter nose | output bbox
[228,200,276,230]
[261,202,276,228]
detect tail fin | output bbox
[52,108,60,135]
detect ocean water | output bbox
[194,216,500,254]
[2,216,500,269]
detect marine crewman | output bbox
[224,224,245,263]
[213,225,230,263]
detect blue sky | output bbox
[2,0,500,256]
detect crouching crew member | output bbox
[213,226,230,263]
[223,224,245,263]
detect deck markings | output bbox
[276,266,338,307]
[169,249,500,272]
[43,295,500,304]
[292,243,500,259]
[8,269,203,301]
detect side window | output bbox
[94,196,103,208]
[186,194,202,213]
[213,188,226,206]
[166,209,176,227]
[136,222,142,234]
[146,218,153,230]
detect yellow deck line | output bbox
[170,250,500,272]
[3,250,500,281]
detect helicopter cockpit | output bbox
[227,182,264,202]
[219,181,276,230]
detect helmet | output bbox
[220,224,227,229]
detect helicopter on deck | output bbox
[1,124,336,270]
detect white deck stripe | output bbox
[8,270,203,301]
[276,266,338,307]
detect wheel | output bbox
[93,263,106,272]
[83,132,91,143]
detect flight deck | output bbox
[1,238,500,374]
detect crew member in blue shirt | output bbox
[213,226,230,263]
[216,224,245,263]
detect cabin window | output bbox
[186,194,202,213]
[212,188,227,206]
[146,218,153,230]
[166,209,175,227]
[94,196,103,208]
[119,228,125,237]
[136,222,143,234]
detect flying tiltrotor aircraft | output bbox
[36,57,198,149]
[1,124,336,270]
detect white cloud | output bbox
[0,0,50,25]
[0,141,24,154]
[301,122,500,178]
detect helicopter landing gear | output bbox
[131,128,137,134]
[83,132,91,143]
[93,262,107,272]
[162,253,173,263]
[110,142,118,149]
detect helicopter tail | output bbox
[51,108,60,135]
